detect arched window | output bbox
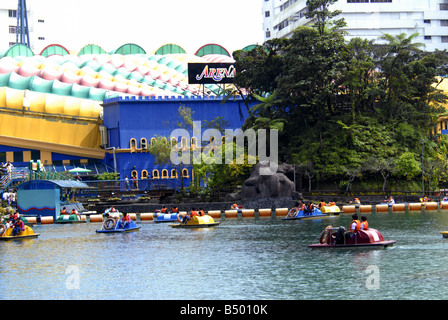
[181,137,188,149]
[131,170,138,179]
[141,138,147,150]
[182,168,189,178]
[130,138,137,152]
[141,170,148,179]
[152,169,160,179]
[150,137,156,146]
[170,137,177,148]
[161,169,169,179]
[191,137,198,148]
[171,169,178,178]
[161,137,167,145]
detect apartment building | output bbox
[263,0,448,51]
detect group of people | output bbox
[179,207,206,224]
[1,211,25,236]
[60,207,80,218]
[158,206,179,214]
[103,207,133,229]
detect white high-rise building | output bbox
[0,0,48,53]
[263,0,448,51]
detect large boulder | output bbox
[228,162,298,201]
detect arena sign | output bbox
[188,63,235,84]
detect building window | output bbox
[161,169,169,179]
[424,20,431,24]
[130,138,137,151]
[347,0,369,2]
[9,26,16,34]
[266,31,271,38]
[370,0,392,2]
[182,168,189,178]
[442,36,448,43]
[171,169,178,178]
[440,3,448,10]
[170,137,177,148]
[265,11,270,17]
[8,10,17,18]
[141,170,148,179]
[441,20,448,27]
[150,137,156,146]
[424,36,432,40]
[152,169,159,179]
[191,137,198,148]
[141,138,147,150]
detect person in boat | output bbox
[120,212,132,228]
[190,208,198,217]
[12,218,25,236]
[360,216,369,230]
[231,203,239,210]
[160,206,168,214]
[443,197,448,202]
[198,208,205,216]
[318,200,326,209]
[387,197,395,204]
[171,206,179,213]
[348,214,361,234]
[60,207,68,215]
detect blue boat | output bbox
[154,212,179,223]
[282,207,329,220]
[96,218,140,233]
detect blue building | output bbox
[101,95,250,190]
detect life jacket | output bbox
[191,210,198,217]
[319,202,325,208]
[161,208,168,213]
[122,215,131,222]
[300,204,306,211]
[330,202,335,206]
[71,210,78,215]
[60,209,67,215]
[110,208,116,212]
[308,204,314,210]
[172,208,179,213]
[199,210,205,216]
[361,221,369,230]
[232,204,238,209]
[351,220,361,232]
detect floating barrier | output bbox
[25,216,37,224]
[129,213,137,221]
[224,210,238,218]
[258,209,272,217]
[441,202,448,210]
[392,203,406,212]
[40,216,54,224]
[375,204,389,213]
[342,205,356,214]
[359,205,372,213]
[275,208,288,216]
[424,202,438,210]
[139,213,153,221]
[207,210,221,218]
[408,203,422,211]
[89,214,103,222]
[80,215,87,221]
[241,209,255,218]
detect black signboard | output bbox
[188,63,235,84]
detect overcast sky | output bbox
[37,0,264,54]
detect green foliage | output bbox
[232,4,448,192]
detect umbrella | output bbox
[68,167,92,173]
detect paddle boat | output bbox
[55,213,86,224]
[283,207,328,220]
[0,222,39,240]
[170,215,220,228]
[96,217,140,233]
[320,205,342,215]
[153,212,179,223]
[308,225,396,249]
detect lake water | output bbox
[1,209,448,301]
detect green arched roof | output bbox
[3,44,34,58]
[155,44,186,55]
[241,44,261,52]
[110,43,146,55]
[195,44,230,57]
[40,44,70,57]
[78,44,107,56]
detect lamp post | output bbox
[421,139,424,196]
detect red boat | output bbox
[308,226,396,249]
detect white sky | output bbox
[36,0,265,54]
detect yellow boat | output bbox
[170,215,220,228]
[320,205,342,215]
[0,224,39,240]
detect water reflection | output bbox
[1,211,448,299]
